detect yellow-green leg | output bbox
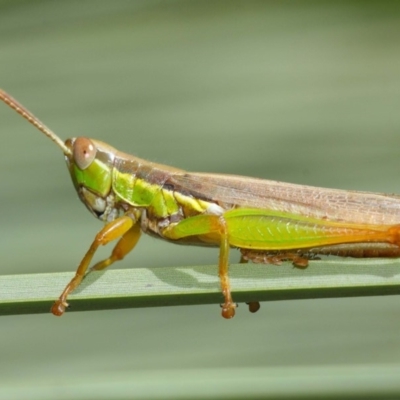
[163,214,236,319]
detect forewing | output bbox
[168,172,400,225]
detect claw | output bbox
[51,300,68,316]
[221,302,236,319]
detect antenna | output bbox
[0,89,72,155]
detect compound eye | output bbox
[73,137,96,170]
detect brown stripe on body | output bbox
[241,242,400,268]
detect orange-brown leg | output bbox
[51,215,138,316]
[218,217,236,319]
[89,221,141,272]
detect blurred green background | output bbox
[1,1,400,398]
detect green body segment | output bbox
[167,208,392,250]
[113,174,156,208]
[112,169,210,218]
[73,161,112,197]
[223,208,390,250]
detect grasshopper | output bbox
[2,89,400,318]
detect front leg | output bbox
[163,214,236,319]
[51,215,139,316]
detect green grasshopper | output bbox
[2,89,400,318]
